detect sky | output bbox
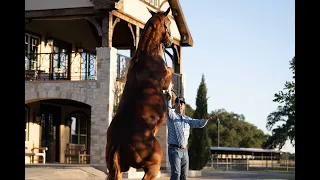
[119,0,295,153]
[178,0,295,153]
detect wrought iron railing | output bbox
[116,54,131,81]
[115,54,183,95]
[172,73,183,97]
[25,52,97,81]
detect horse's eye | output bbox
[164,22,168,29]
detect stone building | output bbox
[25,0,193,174]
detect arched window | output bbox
[70,113,89,146]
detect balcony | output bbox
[25,51,183,96]
[25,52,97,81]
[25,52,135,82]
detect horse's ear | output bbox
[164,7,171,16]
[147,7,156,16]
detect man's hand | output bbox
[205,116,216,121]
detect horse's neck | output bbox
[136,26,163,57]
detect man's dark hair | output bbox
[175,97,186,104]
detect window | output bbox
[25,33,40,70]
[81,51,97,80]
[52,41,72,80]
[70,114,88,146]
[145,0,159,7]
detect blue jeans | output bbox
[168,146,189,180]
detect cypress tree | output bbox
[188,74,211,170]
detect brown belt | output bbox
[169,144,186,149]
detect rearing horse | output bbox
[106,7,174,180]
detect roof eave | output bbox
[168,0,194,47]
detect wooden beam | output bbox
[173,44,180,64]
[135,26,140,49]
[25,7,98,19]
[172,45,182,73]
[112,17,121,29]
[92,0,116,10]
[101,12,113,47]
[111,10,145,29]
[84,16,102,36]
[128,23,136,47]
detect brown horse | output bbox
[106,7,174,180]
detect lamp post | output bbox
[217,118,220,147]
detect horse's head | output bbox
[146,7,173,48]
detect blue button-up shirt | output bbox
[166,101,208,147]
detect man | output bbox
[166,95,213,180]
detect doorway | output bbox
[40,104,61,163]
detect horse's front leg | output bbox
[142,138,162,180]
[153,112,167,136]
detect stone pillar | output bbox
[155,122,169,171]
[90,47,117,172]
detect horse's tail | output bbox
[107,144,121,180]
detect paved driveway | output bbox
[195,171,295,180]
[26,167,295,180]
[125,171,295,180]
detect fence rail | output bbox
[25,52,97,81]
[205,154,295,172]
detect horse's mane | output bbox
[116,13,166,115]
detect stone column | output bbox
[155,122,169,171]
[90,47,117,172]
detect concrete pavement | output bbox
[25,165,295,180]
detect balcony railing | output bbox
[116,54,131,81]
[25,52,97,81]
[115,53,183,96]
[25,51,183,95]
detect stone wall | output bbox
[25,47,175,173]
[25,47,117,171]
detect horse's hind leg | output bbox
[142,164,161,180]
[107,170,123,180]
[107,145,123,180]
[142,139,162,180]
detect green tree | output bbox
[185,103,195,117]
[207,109,268,148]
[263,57,295,149]
[188,74,211,170]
